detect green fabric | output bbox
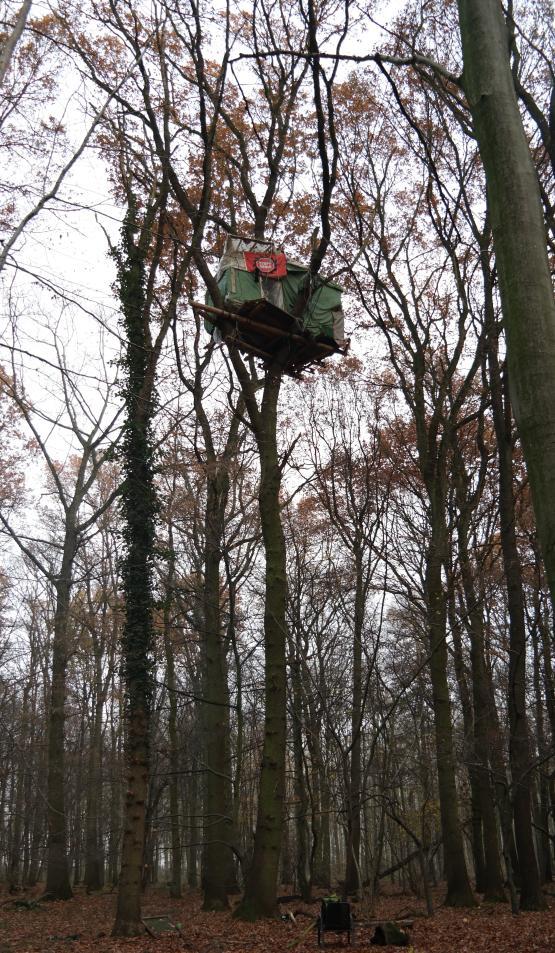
[219,267,263,303]
[280,265,342,337]
[206,261,343,342]
[205,268,262,332]
[305,281,342,338]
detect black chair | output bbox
[317,899,354,946]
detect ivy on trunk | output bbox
[112,202,158,937]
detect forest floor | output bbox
[1,883,555,953]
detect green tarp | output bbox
[206,236,345,345]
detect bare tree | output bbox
[0,329,121,899]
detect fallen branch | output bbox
[286,920,316,949]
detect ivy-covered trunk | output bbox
[112,207,158,936]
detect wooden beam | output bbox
[192,301,338,353]
[194,302,304,342]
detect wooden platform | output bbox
[193,299,346,375]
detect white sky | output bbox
[0,0,405,470]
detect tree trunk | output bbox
[108,686,121,887]
[448,594,486,894]
[532,620,553,882]
[452,449,506,901]
[27,757,46,887]
[84,648,105,891]
[466,620,505,902]
[201,475,233,910]
[234,371,287,919]
[344,551,364,896]
[71,704,86,885]
[9,684,29,890]
[457,0,555,629]
[291,642,311,902]
[425,498,475,906]
[45,554,76,900]
[187,752,200,889]
[310,715,331,890]
[22,684,38,887]
[163,546,182,900]
[229,579,244,890]
[0,0,32,87]
[485,304,544,910]
[112,207,158,936]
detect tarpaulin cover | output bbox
[207,236,344,345]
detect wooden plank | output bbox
[243,298,299,331]
[141,915,182,938]
[194,302,308,344]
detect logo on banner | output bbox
[244,251,287,279]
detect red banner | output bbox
[244,251,287,279]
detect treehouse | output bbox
[192,235,348,375]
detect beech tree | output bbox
[456,0,555,644]
[0,0,32,86]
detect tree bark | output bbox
[84,638,106,891]
[201,475,233,910]
[45,540,76,900]
[162,544,182,900]
[0,0,32,86]
[344,551,364,896]
[187,753,200,889]
[8,684,29,891]
[425,493,475,907]
[234,371,287,919]
[457,0,555,620]
[485,299,545,910]
[108,686,121,888]
[290,641,311,902]
[452,445,506,901]
[448,593,487,894]
[532,616,553,883]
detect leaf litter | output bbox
[0,885,554,953]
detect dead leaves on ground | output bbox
[0,885,554,953]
